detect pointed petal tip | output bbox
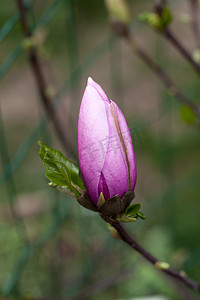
[87,77,94,85]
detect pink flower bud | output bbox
[78,77,137,205]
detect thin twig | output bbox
[15,0,72,154]
[109,20,200,119]
[153,1,200,75]
[100,214,200,293]
[188,0,200,49]
[163,27,200,74]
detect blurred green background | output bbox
[0,0,200,299]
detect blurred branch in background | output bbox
[106,0,200,122]
[15,0,73,155]
[188,0,200,49]
[153,0,200,75]
[109,19,200,120]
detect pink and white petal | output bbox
[87,77,110,104]
[100,101,129,198]
[111,101,137,190]
[78,85,109,204]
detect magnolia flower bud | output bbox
[78,77,137,205]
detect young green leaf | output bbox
[38,141,85,197]
[115,213,137,223]
[180,105,196,124]
[125,203,141,216]
[137,211,147,220]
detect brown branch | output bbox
[109,20,200,119]
[100,214,200,293]
[15,0,72,154]
[189,0,200,49]
[163,27,200,74]
[153,1,200,75]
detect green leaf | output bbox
[161,7,172,28]
[180,105,196,124]
[138,12,160,29]
[115,213,137,223]
[105,0,130,24]
[138,7,172,30]
[137,211,147,220]
[38,141,85,197]
[48,182,76,198]
[125,203,141,216]
[193,49,200,63]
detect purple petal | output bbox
[98,172,110,199]
[78,82,109,204]
[110,101,137,191]
[87,77,110,104]
[99,100,135,199]
[78,78,137,205]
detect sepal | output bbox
[97,192,106,208]
[77,191,98,212]
[98,191,135,216]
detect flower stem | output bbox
[100,214,200,293]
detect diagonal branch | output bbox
[153,0,200,75]
[100,214,200,293]
[188,0,200,49]
[163,27,200,74]
[109,20,200,119]
[15,0,72,154]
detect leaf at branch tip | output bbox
[180,106,196,124]
[105,0,130,25]
[38,141,85,197]
[161,7,172,28]
[138,7,172,30]
[193,49,200,63]
[138,12,160,28]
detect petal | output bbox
[111,101,137,190]
[98,172,110,199]
[100,101,130,199]
[87,77,110,104]
[78,84,109,204]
